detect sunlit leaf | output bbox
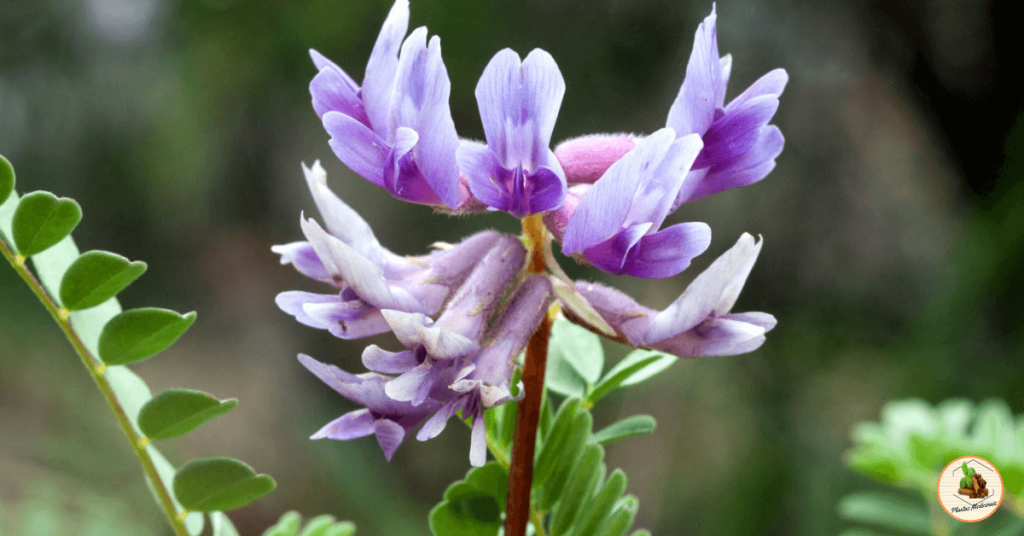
[99,308,196,365]
[11,191,81,256]
[59,251,146,311]
[173,457,276,512]
[139,389,237,440]
[588,350,676,405]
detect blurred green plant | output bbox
[429,319,666,536]
[0,480,157,536]
[840,398,1024,535]
[0,155,274,535]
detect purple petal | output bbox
[416,397,464,441]
[303,301,390,340]
[526,163,567,214]
[457,143,508,211]
[382,126,445,205]
[309,49,347,81]
[555,134,636,185]
[469,412,487,466]
[469,276,552,388]
[374,419,407,461]
[275,291,340,329]
[682,125,783,204]
[437,235,527,340]
[363,0,410,136]
[543,183,588,243]
[310,65,370,126]
[666,7,722,137]
[582,222,652,275]
[725,68,788,112]
[390,31,462,209]
[311,409,375,440]
[646,233,762,342]
[694,94,779,169]
[475,49,565,170]
[323,112,388,188]
[574,281,655,346]
[302,161,386,264]
[721,311,777,331]
[301,216,407,310]
[380,309,480,359]
[650,317,766,358]
[623,134,703,230]
[271,241,330,281]
[717,54,733,108]
[623,222,712,279]
[385,362,433,403]
[363,346,420,374]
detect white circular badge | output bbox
[937,456,1003,522]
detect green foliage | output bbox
[841,398,1024,535]
[10,191,82,257]
[59,251,147,311]
[0,158,274,534]
[545,320,676,404]
[591,415,656,446]
[0,155,13,204]
[0,480,159,536]
[139,389,238,439]
[173,457,276,512]
[99,308,197,365]
[210,512,241,536]
[429,463,509,536]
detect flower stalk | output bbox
[504,214,553,536]
[0,235,190,536]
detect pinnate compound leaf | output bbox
[211,512,241,536]
[262,511,302,536]
[173,457,276,512]
[11,191,82,256]
[59,251,146,310]
[574,470,628,536]
[837,492,931,535]
[150,448,205,535]
[429,462,508,536]
[99,308,196,365]
[546,320,605,398]
[588,350,677,405]
[0,154,13,204]
[139,389,237,439]
[591,415,657,446]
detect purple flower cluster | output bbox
[277,0,784,465]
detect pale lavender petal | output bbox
[380,309,480,359]
[437,235,526,340]
[275,291,340,329]
[362,346,420,374]
[383,126,445,206]
[555,134,637,185]
[416,398,463,441]
[623,133,703,230]
[624,222,711,279]
[469,276,552,388]
[311,409,375,440]
[363,0,410,136]
[721,311,777,331]
[647,233,762,342]
[427,231,504,287]
[725,68,788,112]
[666,7,722,137]
[563,130,678,253]
[694,94,779,169]
[682,125,783,204]
[574,280,655,346]
[457,142,508,210]
[385,362,433,402]
[309,49,347,81]
[469,412,487,466]
[310,66,369,125]
[716,54,733,107]
[374,419,406,461]
[303,301,390,340]
[302,161,386,263]
[651,317,766,357]
[271,241,329,281]
[323,112,388,188]
[300,216,398,309]
[390,32,462,209]
[475,49,565,169]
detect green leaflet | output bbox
[59,250,147,311]
[262,512,302,536]
[546,320,604,397]
[11,191,82,256]
[210,512,241,536]
[591,415,656,446]
[173,458,276,513]
[138,389,238,439]
[99,308,197,365]
[0,155,13,205]
[429,462,509,536]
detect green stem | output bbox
[1,236,191,536]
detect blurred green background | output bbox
[1,0,1021,534]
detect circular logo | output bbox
[937,456,1003,522]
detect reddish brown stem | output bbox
[504,311,552,536]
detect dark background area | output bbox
[1,0,1022,534]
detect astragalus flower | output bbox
[575,233,776,357]
[311,0,463,208]
[282,1,782,469]
[456,49,567,217]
